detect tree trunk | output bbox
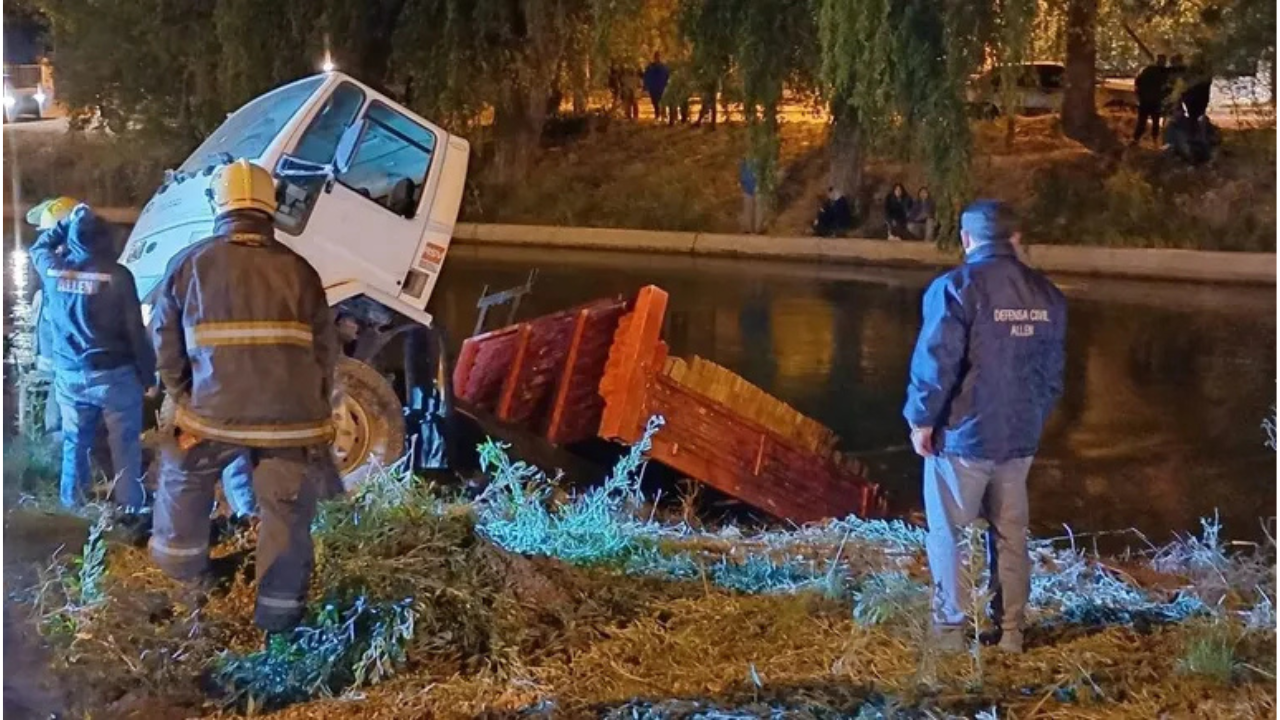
[1061,0,1120,154]
[492,86,546,185]
[828,101,864,223]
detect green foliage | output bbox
[213,597,416,711]
[1178,621,1241,684]
[475,415,664,563]
[74,512,110,607]
[850,571,928,627]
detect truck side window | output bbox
[336,102,436,220]
[276,82,366,234]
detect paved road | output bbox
[2,117,70,134]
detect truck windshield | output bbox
[178,76,323,174]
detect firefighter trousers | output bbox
[150,440,319,631]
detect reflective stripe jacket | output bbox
[903,241,1067,462]
[30,205,156,381]
[151,212,338,448]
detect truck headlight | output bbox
[2,94,15,108]
[33,90,46,105]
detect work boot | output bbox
[113,509,153,548]
[930,624,966,653]
[997,629,1024,655]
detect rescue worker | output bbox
[903,200,1066,655]
[149,158,340,633]
[25,197,78,438]
[30,202,155,513]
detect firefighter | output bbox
[29,201,155,513]
[149,158,340,633]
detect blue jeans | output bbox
[923,454,1034,632]
[222,453,257,517]
[54,366,144,509]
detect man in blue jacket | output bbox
[903,199,1066,654]
[643,52,670,121]
[31,203,156,513]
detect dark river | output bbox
[5,223,1275,543]
[432,245,1277,543]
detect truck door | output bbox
[275,87,458,307]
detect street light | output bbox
[322,52,336,73]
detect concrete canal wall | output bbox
[5,206,1273,284]
[453,222,1277,285]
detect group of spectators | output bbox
[1133,53,1219,164]
[608,53,719,127]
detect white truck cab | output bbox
[123,72,471,482]
[124,71,469,323]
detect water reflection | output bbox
[435,246,1277,542]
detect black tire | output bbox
[151,356,406,491]
[333,356,406,489]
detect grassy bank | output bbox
[4,421,1275,719]
[5,110,1275,252]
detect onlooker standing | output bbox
[884,183,913,240]
[907,187,937,242]
[739,158,762,234]
[1180,58,1212,121]
[903,200,1067,655]
[1133,54,1169,145]
[643,52,670,122]
[622,68,642,120]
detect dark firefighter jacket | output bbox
[30,205,156,382]
[151,211,338,448]
[903,241,1067,462]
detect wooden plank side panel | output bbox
[454,328,522,413]
[500,312,584,427]
[546,302,629,444]
[644,377,877,522]
[599,286,669,444]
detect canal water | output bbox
[433,245,1277,543]
[5,224,1275,542]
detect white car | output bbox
[966,62,1066,117]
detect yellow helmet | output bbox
[27,196,80,230]
[207,159,277,217]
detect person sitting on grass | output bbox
[884,183,913,240]
[907,186,937,242]
[812,187,853,237]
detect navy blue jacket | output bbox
[903,242,1066,461]
[30,205,156,382]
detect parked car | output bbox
[966,62,1066,117]
[967,61,1131,117]
[3,65,50,122]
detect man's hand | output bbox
[910,426,936,457]
[144,385,161,401]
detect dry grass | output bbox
[4,431,1275,719]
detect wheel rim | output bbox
[331,393,372,476]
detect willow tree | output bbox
[391,0,598,184]
[815,0,1034,233]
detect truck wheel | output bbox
[333,356,406,489]
[153,356,406,491]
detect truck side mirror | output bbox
[334,119,365,175]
